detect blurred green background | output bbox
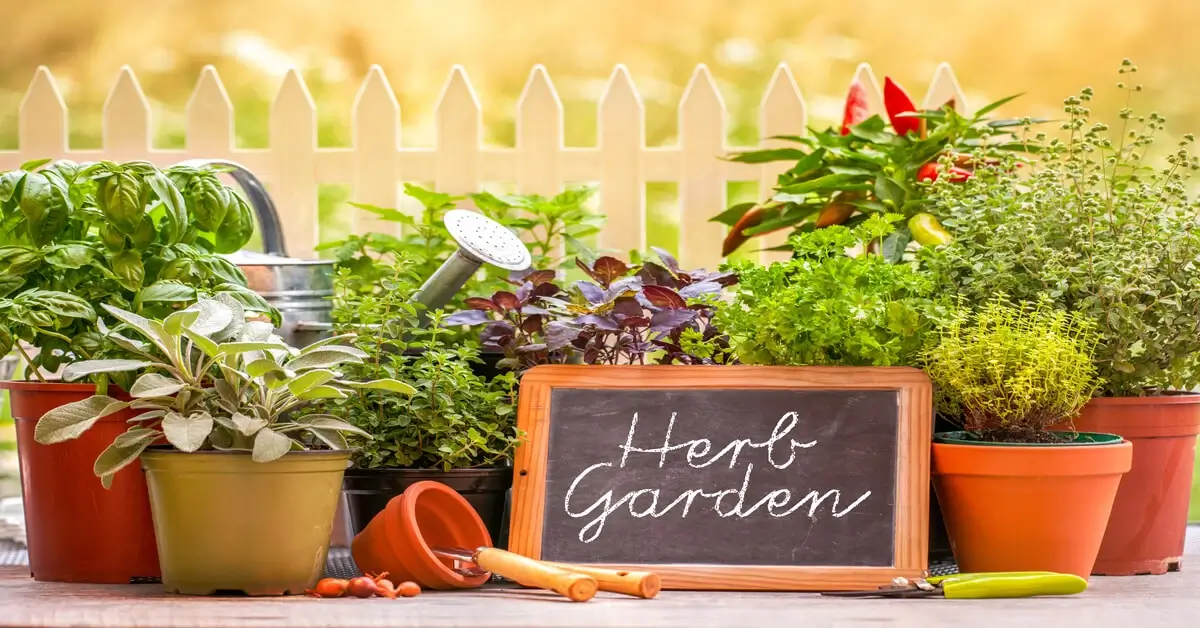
[0,0,1197,519]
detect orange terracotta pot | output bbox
[932,432,1132,579]
[1059,395,1200,575]
[351,480,492,590]
[3,381,160,583]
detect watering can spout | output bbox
[412,209,532,317]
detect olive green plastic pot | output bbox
[141,448,350,596]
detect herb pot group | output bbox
[3,382,160,584]
[343,467,512,549]
[1061,395,1200,575]
[931,431,1132,579]
[142,449,349,596]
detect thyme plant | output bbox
[923,297,1101,442]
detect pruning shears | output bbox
[822,571,1088,599]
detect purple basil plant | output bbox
[443,248,738,371]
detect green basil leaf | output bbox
[98,170,144,236]
[111,250,145,292]
[190,175,230,232]
[214,194,253,254]
[130,215,156,250]
[19,172,72,246]
[146,171,187,245]
[19,158,52,172]
[19,289,95,322]
[136,281,197,308]
[43,243,94,269]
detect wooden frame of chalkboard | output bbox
[508,365,932,591]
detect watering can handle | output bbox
[170,159,289,257]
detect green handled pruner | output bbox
[822,571,1088,599]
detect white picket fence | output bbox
[0,62,968,270]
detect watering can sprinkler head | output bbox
[412,209,532,320]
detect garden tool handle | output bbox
[542,561,661,599]
[474,548,598,602]
[941,573,1088,599]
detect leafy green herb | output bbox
[923,297,1100,442]
[316,259,521,470]
[925,60,1200,396]
[717,214,945,366]
[32,296,399,488]
[316,183,604,332]
[0,160,275,382]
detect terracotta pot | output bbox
[932,431,1132,579]
[351,480,492,590]
[1,381,160,583]
[1061,395,1200,575]
[142,448,349,595]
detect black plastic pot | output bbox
[343,467,514,549]
[928,412,956,565]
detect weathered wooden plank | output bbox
[598,65,645,256]
[678,65,726,271]
[351,65,401,235]
[18,67,68,160]
[757,64,806,265]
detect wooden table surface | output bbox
[3,564,1200,628]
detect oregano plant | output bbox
[925,60,1200,396]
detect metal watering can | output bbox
[185,159,533,347]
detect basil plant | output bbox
[33,296,414,488]
[0,158,273,380]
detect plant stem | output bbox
[15,343,44,382]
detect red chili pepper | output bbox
[841,81,870,136]
[883,77,920,138]
[916,163,972,183]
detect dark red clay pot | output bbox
[3,381,160,583]
[1059,395,1200,576]
[351,480,491,590]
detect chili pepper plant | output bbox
[714,76,1042,261]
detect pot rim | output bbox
[345,465,512,474]
[141,446,351,458]
[1087,392,1200,406]
[934,430,1124,447]
[0,380,121,393]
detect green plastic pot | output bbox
[141,448,350,596]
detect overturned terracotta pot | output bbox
[351,480,492,590]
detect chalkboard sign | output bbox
[509,365,932,591]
